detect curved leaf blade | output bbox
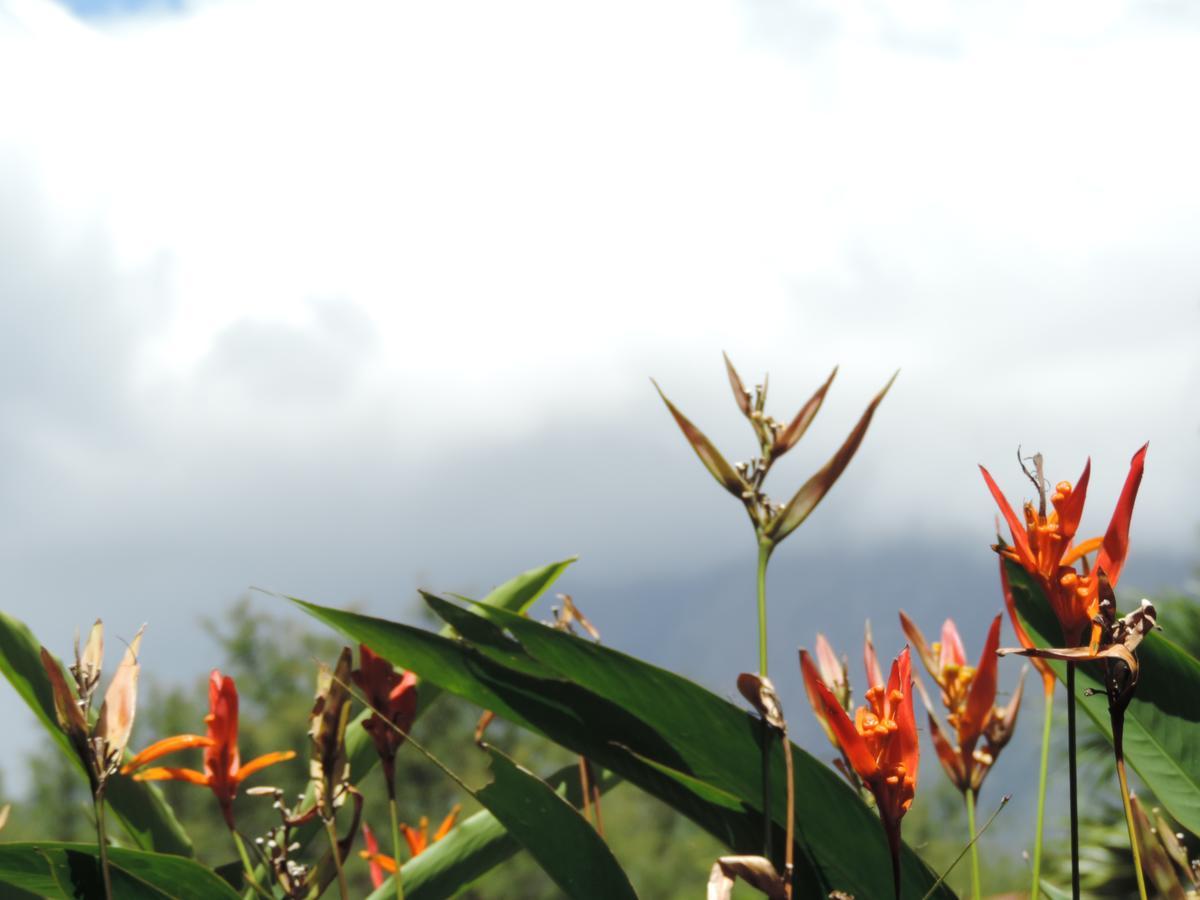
[1004,559,1200,836]
[291,595,952,899]
[0,843,238,900]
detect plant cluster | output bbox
[0,357,1197,899]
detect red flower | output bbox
[980,444,1147,649]
[351,644,418,794]
[358,805,461,881]
[801,644,918,891]
[122,670,295,828]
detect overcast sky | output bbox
[1,0,1198,790]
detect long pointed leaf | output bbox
[767,371,897,544]
[0,843,237,899]
[652,380,747,498]
[291,595,953,899]
[365,762,618,900]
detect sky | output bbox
[1,0,1198,815]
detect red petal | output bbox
[800,650,837,745]
[962,615,1001,754]
[1054,458,1091,544]
[890,648,919,795]
[1095,443,1147,588]
[979,465,1034,565]
[863,624,884,690]
[938,619,966,670]
[804,652,878,780]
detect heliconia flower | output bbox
[802,633,851,747]
[980,443,1147,649]
[121,669,296,828]
[800,645,917,895]
[900,613,1024,795]
[352,644,418,796]
[402,804,462,858]
[360,821,387,889]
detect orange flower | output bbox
[358,805,461,881]
[122,669,296,828]
[800,644,917,894]
[980,444,1147,649]
[900,613,1024,795]
[351,644,418,795]
[402,804,461,857]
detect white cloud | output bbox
[0,0,1196,646]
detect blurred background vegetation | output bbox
[2,575,1196,897]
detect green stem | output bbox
[965,789,981,900]
[1116,755,1148,900]
[756,537,772,862]
[324,816,351,900]
[756,539,771,677]
[389,794,407,900]
[1031,679,1054,898]
[1067,663,1080,900]
[93,790,113,900]
[231,830,272,900]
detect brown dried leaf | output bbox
[652,379,747,498]
[766,371,897,544]
[556,594,601,642]
[771,366,837,459]
[310,647,354,813]
[736,673,785,730]
[722,352,752,418]
[707,856,788,900]
[1132,794,1189,900]
[0,804,9,832]
[95,624,145,764]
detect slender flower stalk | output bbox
[899,612,1023,900]
[1000,592,1159,900]
[964,789,980,900]
[656,358,894,864]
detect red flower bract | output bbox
[121,669,295,828]
[801,644,918,892]
[980,443,1147,649]
[352,644,418,794]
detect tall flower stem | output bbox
[388,792,407,900]
[756,538,771,677]
[1115,754,1147,900]
[965,789,981,900]
[230,829,271,900]
[756,537,773,861]
[1066,663,1080,900]
[324,816,350,900]
[93,791,113,900]
[1030,678,1055,897]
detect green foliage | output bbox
[292,590,953,898]
[0,842,241,899]
[1005,560,1200,837]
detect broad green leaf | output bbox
[1005,559,1200,836]
[365,761,618,900]
[252,559,576,896]
[0,843,239,899]
[474,747,635,900]
[0,613,193,857]
[292,595,953,899]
